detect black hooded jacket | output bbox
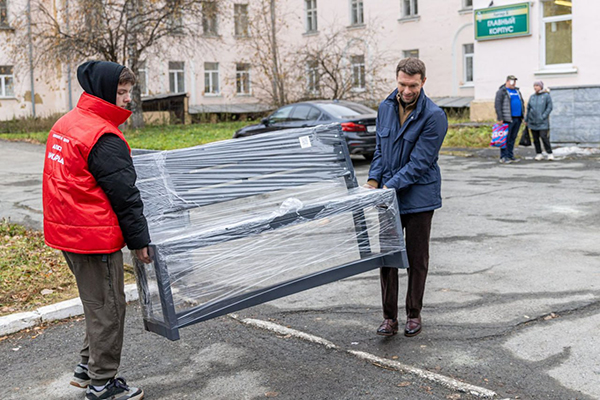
[78,61,150,250]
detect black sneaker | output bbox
[70,363,91,388]
[85,377,144,400]
[509,157,521,163]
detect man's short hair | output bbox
[396,58,426,80]
[119,67,136,86]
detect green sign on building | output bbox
[475,2,530,41]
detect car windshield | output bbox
[318,103,375,118]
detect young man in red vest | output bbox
[43,60,151,400]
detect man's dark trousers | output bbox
[501,117,522,160]
[380,210,434,320]
[63,250,126,385]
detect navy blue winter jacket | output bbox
[368,89,448,214]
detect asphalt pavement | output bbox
[1,139,599,399]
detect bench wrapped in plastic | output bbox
[132,124,408,340]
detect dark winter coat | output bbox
[368,89,448,214]
[525,90,553,131]
[495,84,525,123]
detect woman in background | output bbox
[525,81,554,161]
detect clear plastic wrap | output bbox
[132,124,407,339]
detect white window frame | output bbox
[204,62,220,95]
[401,0,418,18]
[138,61,149,96]
[403,49,419,59]
[305,0,317,32]
[540,1,573,69]
[234,3,249,37]
[0,65,15,98]
[306,60,319,94]
[350,55,365,91]
[463,43,474,85]
[350,0,364,26]
[168,61,185,94]
[236,63,251,95]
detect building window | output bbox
[0,0,8,27]
[234,4,249,37]
[167,7,184,34]
[350,0,363,26]
[306,60,319,94]
[204,62,220,95]
[168,61,185,93]
[403,49,419,59]
[351,55,365,89]
[138,61,149,96]
[236,63,251,95]
[305,0,317,32]
[202,1,218,36]
[463,0,473,9]
[402,0,418,17]
[463,44,474,84]
[542,0,572,66]
[0,65,14,97]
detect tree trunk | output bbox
[126,0,144,129]
[269,0,284,106]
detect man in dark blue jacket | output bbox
[365,58,447,337]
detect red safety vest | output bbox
[43,92,132,254]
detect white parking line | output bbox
[230,315,338,349]
[349,350,498,398]
[231,315,498,399]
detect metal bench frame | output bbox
[133,125,408,340]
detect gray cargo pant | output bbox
[62,250,126,385]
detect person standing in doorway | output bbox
[43,61,151,400]
[365,58,448,338]
[495,75,525,164]
[525,80,554,161]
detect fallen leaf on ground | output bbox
[265,392,279,397]
[397,382,411,387]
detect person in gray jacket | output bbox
[495,75,525,164]
[525,80,554,161]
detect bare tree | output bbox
[298,24,392,106]
[10,0,214,128]
[246,4,391,108]
[246,0,302,107]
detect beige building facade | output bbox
[0,0,593,136]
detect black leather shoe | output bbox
[377,319,398,336]
[404,317,422,337]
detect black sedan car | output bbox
[233,100,377,160]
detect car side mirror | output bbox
[261,117,270,126]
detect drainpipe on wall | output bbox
[26,0,36,117]
[65,0,72,110]
[451,22,474,97]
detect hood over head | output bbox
[77,61,125,105]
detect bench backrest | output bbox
[133,124,356,222]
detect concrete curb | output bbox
[0,284,139,337]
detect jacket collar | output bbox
[76,92,132,128]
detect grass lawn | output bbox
[0,219,135,317]
[0,120,255,150]
[0,119,493,150]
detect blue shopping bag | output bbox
[490,123,508,148]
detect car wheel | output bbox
[363,153,374,161]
